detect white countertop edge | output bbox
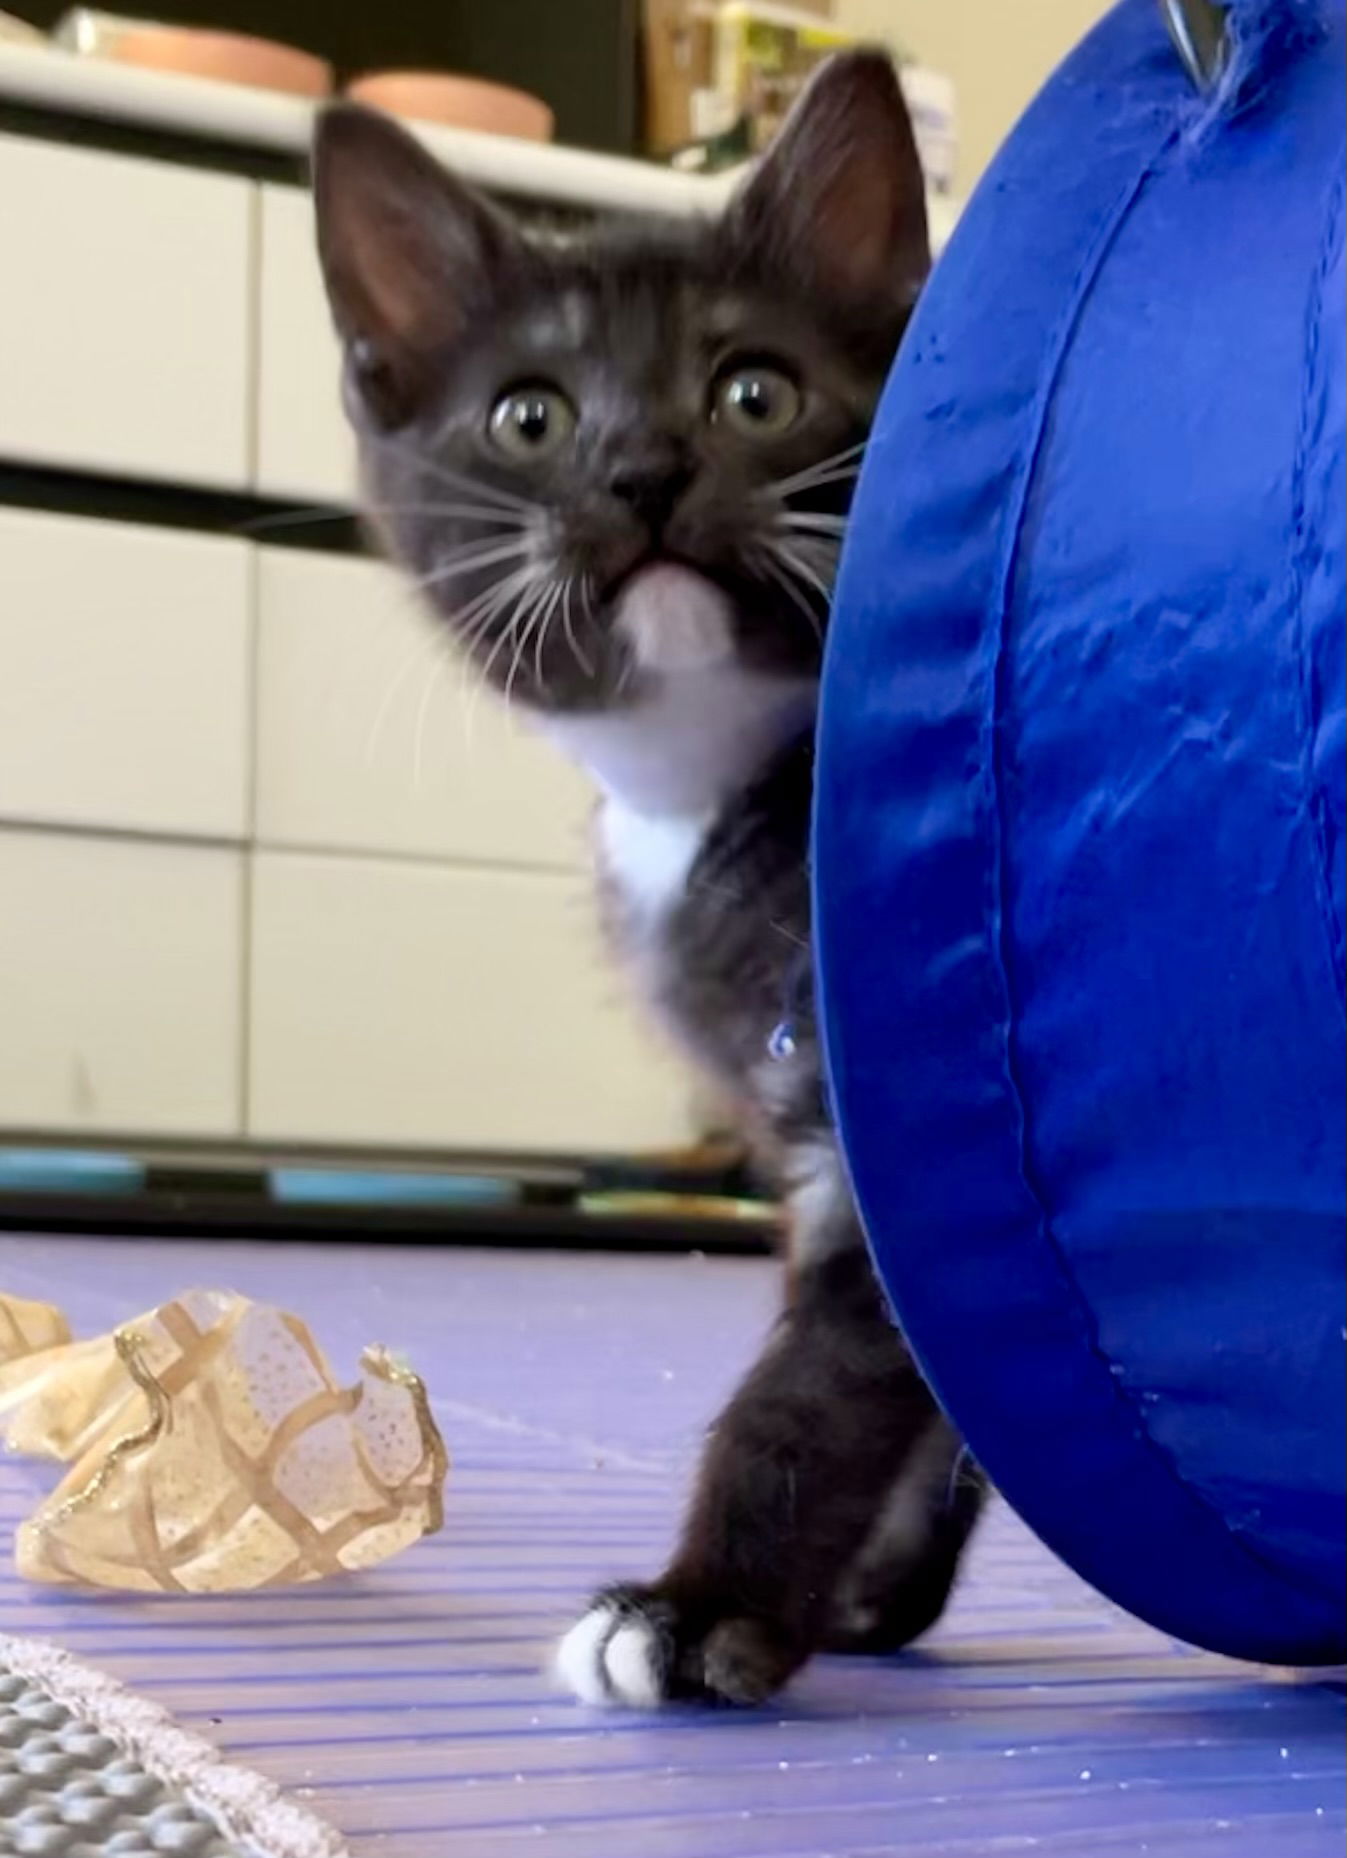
[0,42,735,215]
[0,42,961,240]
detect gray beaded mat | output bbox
[0,1637,347,1858]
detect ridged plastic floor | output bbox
[1,1234,1342,1857]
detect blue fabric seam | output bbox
[1285,154,1347,1018]
[981,116,1332,1611]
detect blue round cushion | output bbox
[815,0,1345,1665]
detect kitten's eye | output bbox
[710,363,802,438]
[488,383,576,459]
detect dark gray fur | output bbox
[313,50,983,1705]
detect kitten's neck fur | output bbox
[543,663,816,932]
[542,665,818,823]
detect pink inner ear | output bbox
[811,144,929,304]
[356,207,444,350]
[316,107,496,366]
[728,53,930,307]
[826,198,906,299]
[324,165,448,358]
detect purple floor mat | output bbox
[0,1233,1341,1857]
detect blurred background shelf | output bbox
[0,83,715,1169]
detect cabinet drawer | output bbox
[0,509,251,840]
[0,136,252,489]
[247,852,699,1154]
[254,548,592,869]
[0,831,243,1138]
[254,183,356,505]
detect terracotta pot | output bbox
[346,70,554,142]
[0,12,43,44]
[108,26,333,99]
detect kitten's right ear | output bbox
[720,50,929,316]
[312,104,519,427]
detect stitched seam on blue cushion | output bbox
[980,128,1332,1609]
[1286,156,1347,1017]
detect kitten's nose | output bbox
[609,461,695,532]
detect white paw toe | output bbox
[603,1620,665,1708]
[554,1603,666,1708]
[554,1605,615,1707]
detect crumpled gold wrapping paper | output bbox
[0,1288,448,1593]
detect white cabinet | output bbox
[0,135,252,490]
[0,122,711,1162]
[253,548,593,870]
[253,183,356,506]
[248,852,698,1153]
[0,509,251,840]
[0,830,244,1137]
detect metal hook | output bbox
[1159,0,1232,89]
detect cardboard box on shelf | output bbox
[642,0,717,157]
[642,1,852,161]
[641,1,955,191]
[714,2,855,154]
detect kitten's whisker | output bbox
[785,535,843,576]
[767,441,867,500]
[453,570,540,752]
[560,576,594,679]
[366,434,541,516]
[380,502,533,529]
[756,548,825,646]
[477,572,546,717]
[456,599,511,659]
[454,573,542,752]
[532,579,565,694]
[453,568,539,668]
[776,542,836,607]
[517,592,554,706]
[411,645,454,795]
[780,438,866,476]
[455,564,535,627]
[241,500,528,536]
[776,511,850,538]
[412,537,535,594]
[769,452,863,489]
[363,625,444,771]
[776,467,863,501]
[462,580,536,745]
[240,505,361,535]
[505,580,555,710]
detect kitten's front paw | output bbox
[554,1584,800,1709]
[554,1586,676,1708]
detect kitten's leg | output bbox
[556,1141,976,1707]
[824,1415,987,1654]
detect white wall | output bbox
[840,0,1110,192]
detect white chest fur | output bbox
[544,662,816,923]
[598,801,710,920]
[539,562,817,925]
[544,660,816,821]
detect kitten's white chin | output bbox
[614,562,734,673]
[540,559,816,821]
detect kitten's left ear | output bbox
[312,103,521,427]
[721,49,930,313]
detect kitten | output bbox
[313,49,984,1707]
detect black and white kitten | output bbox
[313,50,983,1708]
